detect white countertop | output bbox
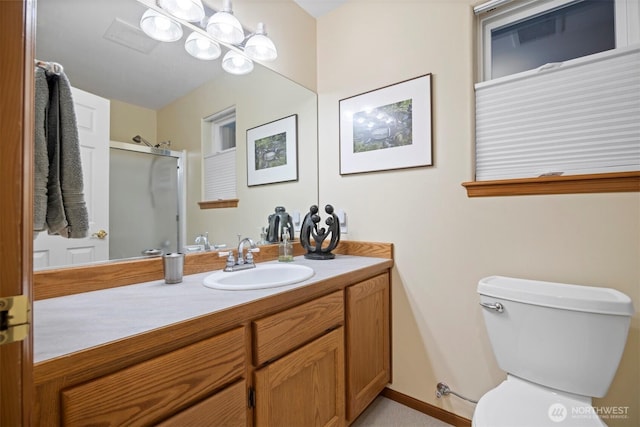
[34,255,389,363]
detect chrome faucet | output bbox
[195,232,210,251]
[222,237,260,272]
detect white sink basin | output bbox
[203,263,315,290]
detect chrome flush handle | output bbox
[479,302,504,313]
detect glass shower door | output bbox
[109,147,179,260]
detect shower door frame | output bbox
[109,141,187,258]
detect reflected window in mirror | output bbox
[201,107,238,208]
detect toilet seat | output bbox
[473,375,606,427]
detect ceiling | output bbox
[36,0,345,111]
[294,0,347,18]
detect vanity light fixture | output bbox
[222,50,254,75]
[244,23,277,61]
[139,0,277,75]
[206,0,245,45]
[185,31,222,60]
[158,0,205,22]
[139,8,183,42]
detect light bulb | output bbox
[140,9,183,42]
[158,0,205,22]
[222,50,253,75]
[196,38,210,50]
[244,23,277,61]
[154,15,171,31]
[206,0,244,45]
[185,31,221,60]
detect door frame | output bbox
[0,0,35,425]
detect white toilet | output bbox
[474,276,634,427]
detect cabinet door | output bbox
[254,328,345,427]
[345,273,391,421]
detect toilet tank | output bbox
[478,276,634,398]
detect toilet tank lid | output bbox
[478,276,634,316]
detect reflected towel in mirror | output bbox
[34,66,89,238]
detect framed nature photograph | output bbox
[339,74,433,175]
[247,114,298,186]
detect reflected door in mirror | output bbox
[33,88,110,269]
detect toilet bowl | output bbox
[474,276,634,427]
[474,375,605,427]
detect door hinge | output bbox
[248,387,256,409]
[0,295,29,346]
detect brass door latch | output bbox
[92,229,108,239]
[0,295,29,346]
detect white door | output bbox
[33,87,110,269]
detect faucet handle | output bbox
[244,245,260,264]
[219,251,235,269]
[246,247,259,264]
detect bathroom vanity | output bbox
[33,242,393,426]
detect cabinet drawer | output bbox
[158,380,247,427]
[252,290,344,365]
[61,327,246,426]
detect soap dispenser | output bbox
[278,227,293,262]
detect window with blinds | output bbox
[474,0,640,182]
[203,149,236,200]
[202,108,237,200]
[475,46,640,180]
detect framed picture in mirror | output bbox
[247,114,298,186]
[339,74,433,175]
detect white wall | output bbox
[316,1,639,425]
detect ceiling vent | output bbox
[103,18,159,54]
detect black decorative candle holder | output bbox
[300,204,341,260]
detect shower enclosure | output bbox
[109,141,186,260]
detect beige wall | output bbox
[316,1,639,425]
[109,99,157,144]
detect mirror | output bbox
[34,0,318,270]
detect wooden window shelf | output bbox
[462,172,640,197]
[198,199,239,209]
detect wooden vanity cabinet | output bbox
[250,272,391,427]
[345,273,391,422]
[252,291,345,427]
[60,327,246,426]
[34,264,392,426]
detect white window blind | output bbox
[474,45,640,181]
[203,149,236,200]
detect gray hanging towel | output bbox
[43,70,89,238]
[34,68,50,234]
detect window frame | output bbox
[477,0,639,82]
[466,0,640,197]
[200,107,239,208]
[204,107,236,157]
